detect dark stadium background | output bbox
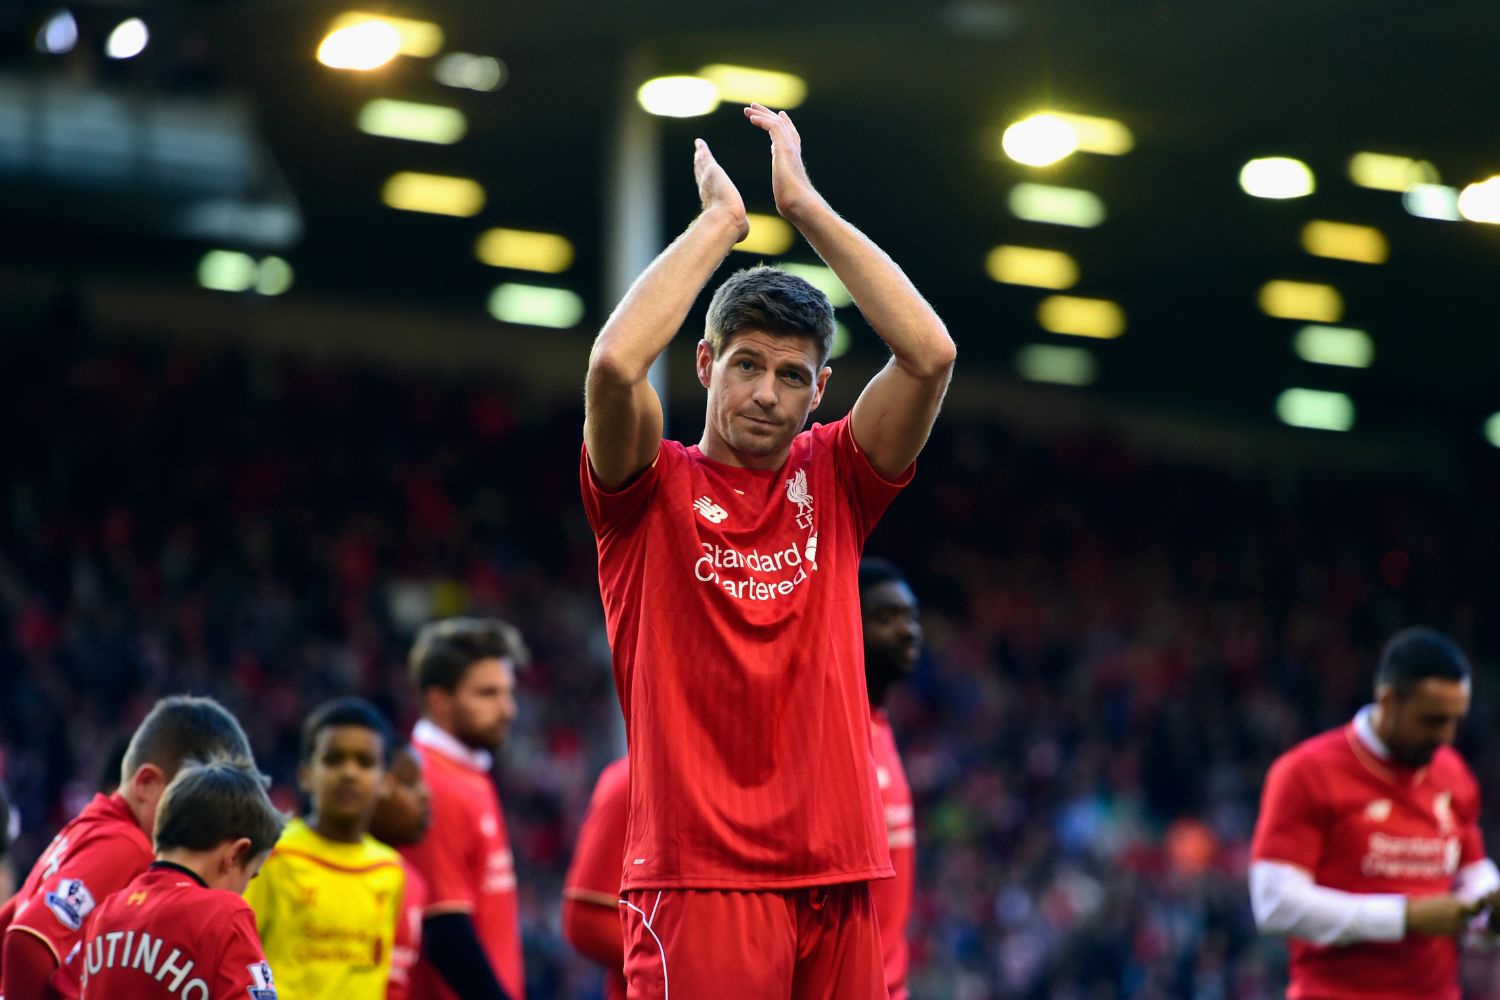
[3,2,1500,996]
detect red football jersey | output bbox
[869,711,915,1000]
[581,415,910,890]
[562,757,630,1000]
[1251,724,1487,1000]
[71,862,277,999]
[399,734,523,1000]
[2,793,153,984]
[386,860,426,1000]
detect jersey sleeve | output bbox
[1457,763,1487,867]
[563,762,630,906]
[5,833,148,966]
[211,903,278,1000]
[1250,752,1327,872]
[402,787,479,913]
[580,443,667,539]
[825,417,914,542]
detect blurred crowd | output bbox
[2,329,1498,998]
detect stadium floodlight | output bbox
[1239,157,1315,199]
[1300,221,1388,264]
[986,245,1079,289]
[1402,183,1461,221]
[637,76,720,118]
[357,100,467,145]
[256,257,294,296]
[1486,414,1500,449]
[734,214,796,256]
[1015,344,1098,386]
[780,264,853,307]
[475,229,576,273]
[105,17,148,60]
[435,53,506,92]
[198,250,257,292]
[1049,112,1134,156]
[1008,183,1105,228]
[1347,152,1439,192]
[488,284,585,328]
[1036,296,1125,339]
[317,20,400,71]
[698,65,807,108]
[1276,388,1354,432]
[1002,114,1079,167]
[1258,280,1343,322]
[36,10,79,54]
[381,172,485,217]
[1293,326,1373,369]
[1457,177,1500,224]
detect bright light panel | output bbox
[105,17,148,60]
[198,250,257,293]
[381,172,485,217]
[1051,112,1133,155]
[37,10,78,54]
[328,12,443,58]
[488,284,585,328]
[1293,325,1373,368]
[735,214,796,255]
[780,263,853,307]
[1258,280,1343,322]
[1276,388,1354,432]
[698,65,806,108]
[1008,183,1105,228]
[637,76,719,118]
[317,20,399,71]
[1015,344,1098,386]
[1036,296,1125,339]
[475,229,575,273]
[1486,413,1500,449]
[357,99,467,144]
[1347,152,1439,192]
[1002,114,1079,167]
[1403,183,1461,221]
[434,53,506,92]
[256,257,294,296]
[1458,177,1500,224]
[986,245,1079,289]
[1239,157,1315,199]
[1300,220,1388,264]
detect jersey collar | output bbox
[1352,704,1393,760]
[413,718,494,772]
[149,860,208,888]
[1349,703,1426,785]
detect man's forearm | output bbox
[786,199,953,376]
[589,208,744,385]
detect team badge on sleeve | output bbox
[247,960,278,998]
[44,879,96,930]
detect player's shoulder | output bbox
[357,834,403,867]
[1268,726,1351,782]
[595,757,630,798]
[1431,745,1480,789]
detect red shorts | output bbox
[619,883,886,1000]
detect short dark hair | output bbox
[300,697,394,765]
[1375,627,1471,697]
[154,760,285,859]
[121,695,254,788]
[705,265,836,365]
[858,557,907,598]
[409,617,528,694]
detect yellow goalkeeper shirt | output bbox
[244,818,404,1000]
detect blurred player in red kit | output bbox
[1250,626,1500,999]
[582,100,953,998]
[368,741,433,1000]
[562,557,925,998]
[65,759,285,999]
[0,695,255,1000]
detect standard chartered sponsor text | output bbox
[694,542,811,601]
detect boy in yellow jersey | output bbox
[245,698,404,999]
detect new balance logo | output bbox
[693,497,728,523]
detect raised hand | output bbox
[693,138,749,241]
[743,103,821,222]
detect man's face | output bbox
[369,745,432,846]
[450,657,518,751]
[697,329,829,462]
[301,725,386,828]
[861,580,922,682]
[1378,678,1470,767]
